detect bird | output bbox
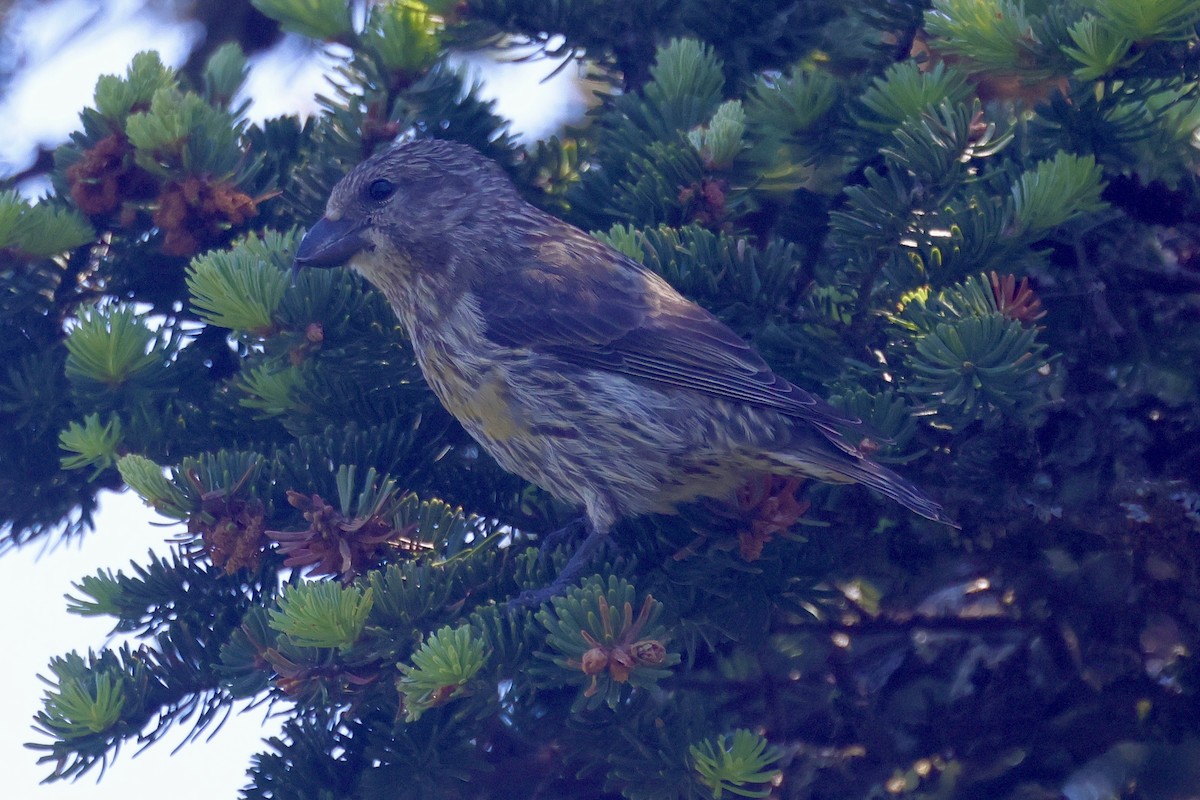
[293,138,955,604]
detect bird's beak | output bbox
[293,216,369,275]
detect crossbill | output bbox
[294,139,954,598]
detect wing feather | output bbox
[474,221,861,446]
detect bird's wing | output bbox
[475,224,863,448]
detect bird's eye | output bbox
[367,179,395,202]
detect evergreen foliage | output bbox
[4,0,1200,796]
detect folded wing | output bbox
[475,221,864,455]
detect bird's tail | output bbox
[768,447,958,528]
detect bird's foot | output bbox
[508,523,609,611]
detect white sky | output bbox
[0,0,198,171]
[0,491,283,798]
[1,0,584,795]
[0,0,587,174]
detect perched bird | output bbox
[294,139,955,602]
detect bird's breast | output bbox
[407,311,529,444]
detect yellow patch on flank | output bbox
[465,376,527,441]
[424,353,526,442]
[650,471,744,513]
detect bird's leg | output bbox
[509,521,609,610]
[537,515,586,560]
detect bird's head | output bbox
[293,139,520,285]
